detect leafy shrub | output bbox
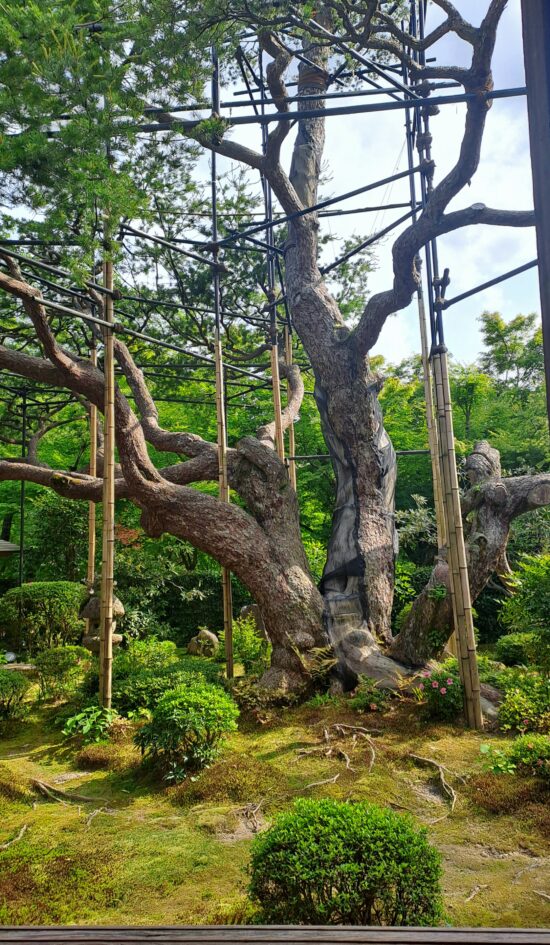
[509,733,550,781]
[219,614,270,674]
[248,798,443,926]
[0,581,86,655]
[0,669,30,719]
[135,681,239,781]
[349,676,390,713]
[497,670,550,733]
[501,554,550,672]
[481,734,550,782]
[35,645,90,698]
[62,705,120,743]
[418,664,463,721]
[113,667,200,715]
[495,632,535,667]
[81,638,223,715]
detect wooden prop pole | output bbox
[271,326,285,462]
[285,327,297,490]
[99,257,115,709]
[211,47,234,679]
[85,342,98,637]
[214,334,234,679]
[431,347,482,730]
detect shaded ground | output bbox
[0,699,549,927]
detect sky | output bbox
[215,0,538,366]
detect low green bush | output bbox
[418,664,463,721]
[508,733,550,780]
[349,676,390,713]
[135,681,239,782]
[81,638,224,715]
[495,632,535,667]
[0,669,30,719]
[497,670,550,733]
[482,733,550,782]
[0,581,86,655]
[113,666,201,715]
[220,614,270,674]
[248,798,443,926]
[62,705,120,743]
[35,645,90,698]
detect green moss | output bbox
[0,701,548,926]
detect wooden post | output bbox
[432,347,482,730]
[521,0,550,426]
[417,292,455,657]
[214,333,234,679]
[271,326,285,462]
[285,326,297,491]
[99,256,115,709]
[85,342,98,638]
[211,47,234,679]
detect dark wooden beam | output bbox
[0,928,548,944]
[521,0,550,425]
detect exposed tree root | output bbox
[0,824,28,850]
[31,779,102,804]
[409,754,462,811]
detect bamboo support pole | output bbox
[285,327,297,490]
[99,257,115,709]
[211,47,234,679]
[214,333,234,679]
[85,342,98,637]
[431,347,482,729]
[271,334,285,461]
[417,292,455,657]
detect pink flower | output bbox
[447,678,453,685]
[418,683,425,690]
[440,687,447,695]
[432,681,439,689]
[422,671,430,677]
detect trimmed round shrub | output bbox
[248,798,443,926]
[135,681,239,781]
[35,645,90,698]
[495,632,535,667]
[0,581,86,655]
[418,664,463,721]
[0,669,30,719]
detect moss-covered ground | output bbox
[0,698,549,927]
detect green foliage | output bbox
[501,555,550,672]
[508,734,550,781]
[395,496,436,554]
[0,582,86,655]
[23,493,88,583]
[0,669,30,719]
[81,638,223,715]
[34,645,90,699]
[220,614,270,674]
[418,664,464,721]
[481,734,550,781]
[62,705,120,744]
[495,632,535,667]
[248,799,443,926]
[349,676,390,713]
[497,671,550,734]
[135,681,239,782]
